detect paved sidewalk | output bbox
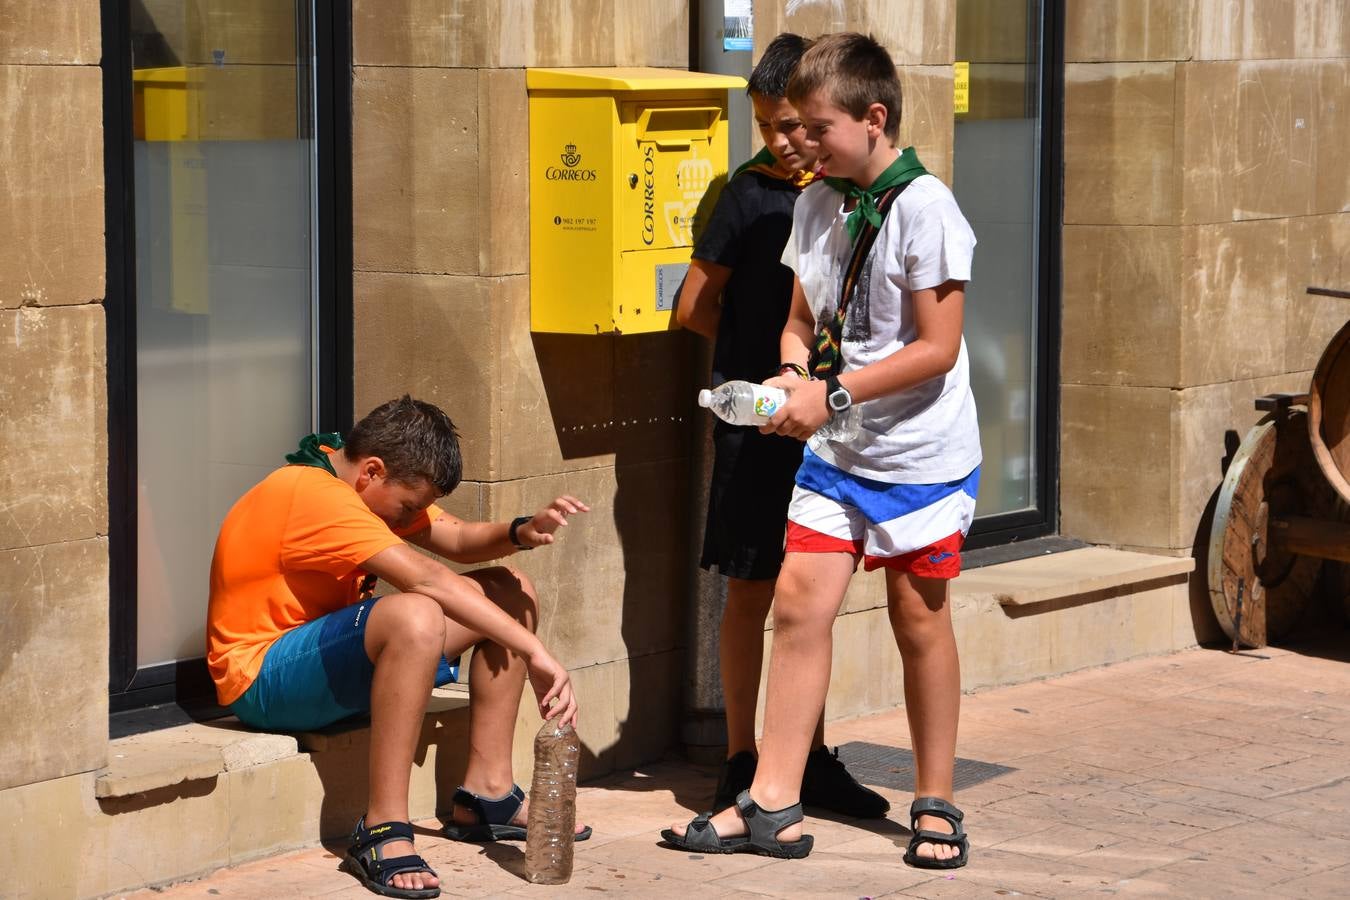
[120,637,1350,899]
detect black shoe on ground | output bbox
[712,750,757,812]
[800,745,890,818]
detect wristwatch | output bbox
[824,375,853,414]
[508,515,534,550]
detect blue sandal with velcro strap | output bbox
[442,783,593,843]
[903,797,970,869]
[343,818,440,899]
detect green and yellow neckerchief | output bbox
[732,147,818,189]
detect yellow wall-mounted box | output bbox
[527,67,745,334]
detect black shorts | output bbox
[699,422,804,580]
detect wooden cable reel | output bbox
[1309,318,1350,624]
[1209,317,1350,646]
[1208,410,1325,647]
[1309,318,1350,505]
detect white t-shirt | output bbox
[782,173,982,484]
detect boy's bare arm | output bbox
[674,259,732,339]
[360,542,577,724]
[764,280,966,439]
[778,277,816,368]
[840,280,965,402]
[407,496,589,564]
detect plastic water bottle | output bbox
[697,380,860,442]
[524,719,580,884]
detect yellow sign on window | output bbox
[953,61,970,114]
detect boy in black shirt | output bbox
[676,33,886,819]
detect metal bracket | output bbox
[1255,392,1309,413]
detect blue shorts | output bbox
[230,596,459,732]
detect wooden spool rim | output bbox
[1308,319,1350,505]
[1207,418,1272,648]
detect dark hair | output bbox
[344,395,462,495]
[746,32,811,98]
[787,32,903,142]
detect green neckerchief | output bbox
[824,146,928,242]
[285,432,344,476]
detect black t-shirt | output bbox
[690,170,803,385]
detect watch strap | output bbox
[508,516,534,550]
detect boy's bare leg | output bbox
[450,567,538,799]
[722,577,772,756]
[673,551,855,841]
[722,576,827,758]
[363,592,448,893]
[445,567,588,835]
[886,569,961,862]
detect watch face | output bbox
[828,389,851,412]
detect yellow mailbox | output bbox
[527,67,745,334]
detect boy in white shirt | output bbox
[664,32,979,869]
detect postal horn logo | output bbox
[545,142,596,182]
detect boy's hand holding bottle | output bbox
[760,375,831,441]
[698,377,858,443]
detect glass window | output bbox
[129,2,318,670]
[954,0,1050,524]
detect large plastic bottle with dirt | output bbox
[524,718,580,884]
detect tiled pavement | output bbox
[120,636,1350,898]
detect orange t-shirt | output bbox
[206,461,437,705]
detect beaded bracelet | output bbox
[776,362,810,380]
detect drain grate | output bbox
[834,741,1015,792]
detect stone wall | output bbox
[0,0,109,791]
[1058,0,1349,574]
[349,0,696,778]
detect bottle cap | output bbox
[697,389,712,407]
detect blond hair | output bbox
[786,32,902,142]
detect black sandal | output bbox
[343,818,440,899]
[903,797,969,870]
[442,783,593,843]
[661,790,814,859]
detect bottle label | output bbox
[752,385,784,419]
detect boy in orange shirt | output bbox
[208,396,590,899]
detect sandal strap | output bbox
[676,813,729,852]
[909,797,964,829]
[349,819,416,857]
[366,853,438,883]
[452,783,526,827]
[735,790,803,850]
[910,828,968,848]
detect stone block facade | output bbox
[1,0,1346,894]
[1060,2,1349,557]
[0,0,108,794]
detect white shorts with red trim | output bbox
[785,448,980,578]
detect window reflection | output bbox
[955,0,1043,517]
[131,1,315,667]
